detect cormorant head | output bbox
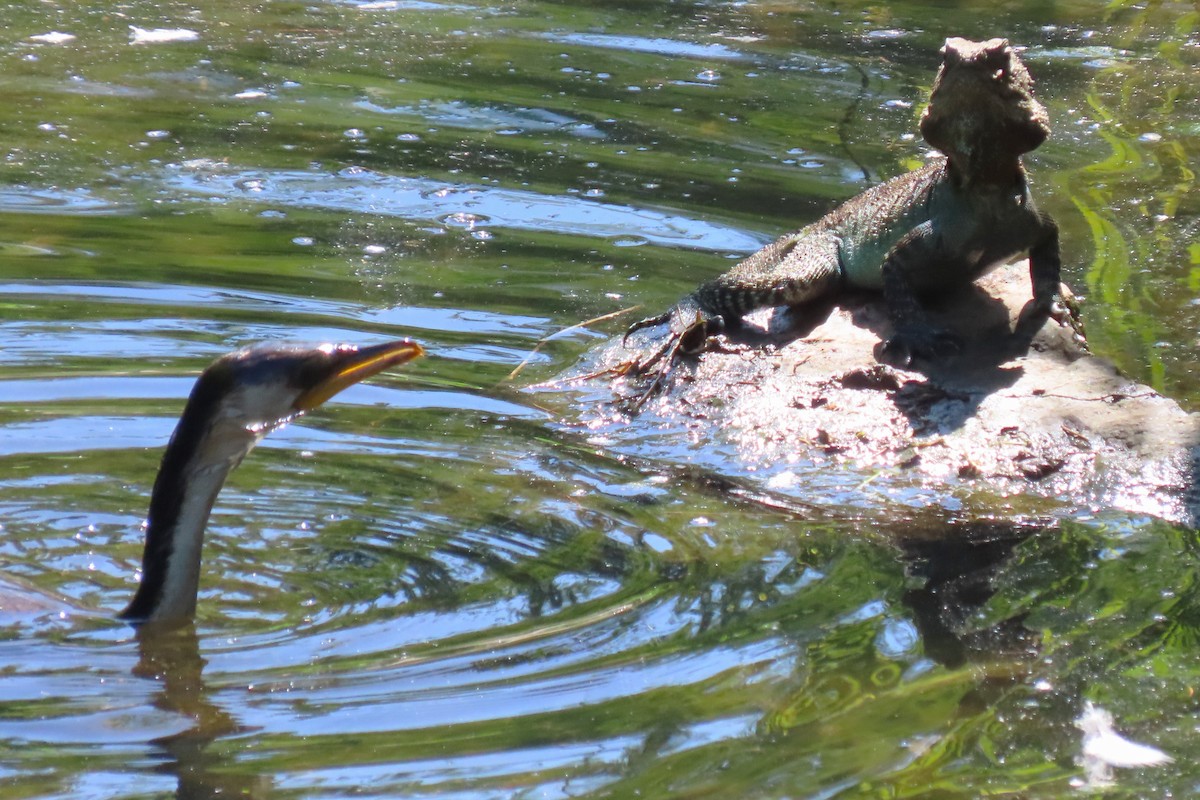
[184,340,425,446]
[121,339,424,626]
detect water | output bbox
[0,1,1198,797]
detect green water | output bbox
[0,1,1197,797]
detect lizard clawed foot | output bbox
[879,326,962,368]
[617,300,723,410]
[1018,291,1086,343]
[1010,290,1086,355]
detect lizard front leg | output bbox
[1015,213,1085,344]
[624,295,725,371]
[1024,213,1066,318]
[616,295,726,410]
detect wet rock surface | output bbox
[553,261,1200,526]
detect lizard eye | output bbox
[992,68,1007,80]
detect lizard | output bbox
[621,37,1068,400]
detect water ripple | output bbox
[355,98,606,138]
[0,389,541,457]
[0,282,554,347]
[0,187,128,216]
[155,163,768,253]
[541,32,750,61]
[333,0,475,10]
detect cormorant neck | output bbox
[119,376,260,625]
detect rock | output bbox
[556,260,1200,526]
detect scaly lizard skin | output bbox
[623,38,1065,390]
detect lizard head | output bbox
[919,38,1050,179]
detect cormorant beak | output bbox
[293,339,425,412]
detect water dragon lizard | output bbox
[621,38,1070,401]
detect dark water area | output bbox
[0,1,1197,797]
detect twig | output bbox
[506,305,640,382]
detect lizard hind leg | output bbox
[878,256,964,367]
[704,230,844,329]
[616,298,725,410]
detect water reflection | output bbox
[134,625,267,799]
[0,459,1191,797]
